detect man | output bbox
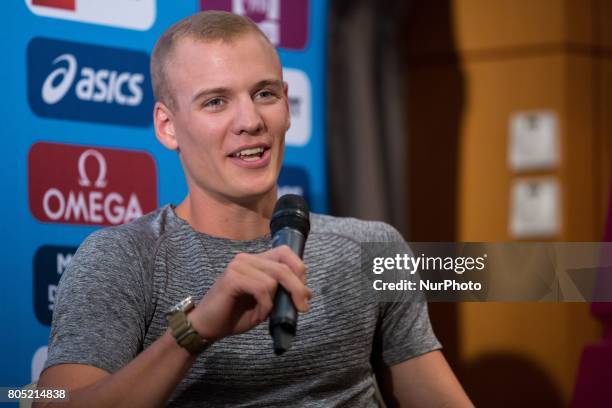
[36,11,471,407]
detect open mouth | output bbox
[229,146,269,162]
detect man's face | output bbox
[160,32,289,204]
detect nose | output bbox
[232,96,264,135]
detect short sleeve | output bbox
[372,223,442,367]
[377,299,441,367]
[44,227,150,374]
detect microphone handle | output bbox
[270,227,305,354]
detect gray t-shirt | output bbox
[46,205,440,407]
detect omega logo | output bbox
[78,149,107,188]
[41,149,143,225]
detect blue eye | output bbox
[256,90,277,101]
[204,98,224,109]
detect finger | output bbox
[223,259,277,319]
[235,266,277,321]
[247,256,311,311]
[238,252,306,286]
[232,252,311,312]
[260,245,307,282]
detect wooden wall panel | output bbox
[452,0,565,51]
[404,0,610,405]
[457,55,564,240]
[600,59,612,228]
[563,55,597,240]
[459,303,596,403]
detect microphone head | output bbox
[270,194,310,237]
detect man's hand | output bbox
[189,245,312,342]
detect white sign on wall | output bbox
[25,0,156,31]
[283,68,311,147]
[509,110,559,171]
[510,178,561,238]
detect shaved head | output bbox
[151,11,277,112]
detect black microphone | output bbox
[269,194,310,355]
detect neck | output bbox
[175,189,276,240]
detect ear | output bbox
[283,81,291,131]
[153,101,178,151]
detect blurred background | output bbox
[326,1,611,406]
[3,0,611,407]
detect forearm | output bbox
[35,330,198,408]
[380,351,473,408]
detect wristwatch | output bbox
[166,296,211,354]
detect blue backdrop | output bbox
[1,0,328,393]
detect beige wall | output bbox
[405,0,611,404]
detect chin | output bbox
[230,181,277,202]
[237,170,278,190]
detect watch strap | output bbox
[167,307,210,354]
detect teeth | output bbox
[239,147,264,156]
[240,155,260,162]
[234,146,264,158]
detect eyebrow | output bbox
[191,79,284,104]
[251,79,284,92]
[191,87,230,104]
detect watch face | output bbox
[169,296,193,314]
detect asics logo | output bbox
[28,37,153,127]
[41,53,144,107]
[42,54,77,104]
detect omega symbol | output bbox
[78,149,107,188]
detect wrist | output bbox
[166,297,212,355]
[164,329,197,359]
[187,307,218,343]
